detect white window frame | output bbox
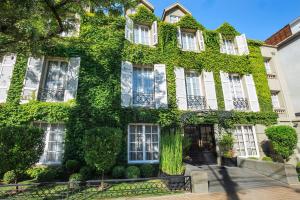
[185,71,203,97]
[271,92,280,109]
[264,59,272,74]
[127,123,160,164]
[181,31,198,51]
[134,24,151,45]
[229,74,245,99]
[132,65,155,107]
[170,15,181,23]
[233,125,260,158]
[223,39,237,55]
[35,122,66,165]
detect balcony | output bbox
[38,88,65,102]
[233,97,249,111]
[133,92,154,107]
[187,95,206,110]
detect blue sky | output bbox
[149,0,300,40]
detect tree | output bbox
[265,125,298,162]
[83,127,122,176]
[0,125,45,182]
[0,0,137,53]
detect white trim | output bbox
[127,123,160,164]
[162,2,192,21]
[134,24,151,46]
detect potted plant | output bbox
[218,133,237,167]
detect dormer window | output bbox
[178,28,205,52]
[219,34,249,55]
[170,15,181,24]
[125,16,158,46]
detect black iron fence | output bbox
[133,92,155,107]
[187,95,206,110]
[233,97,249,110]
[0,176,191,200]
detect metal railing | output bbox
[187,95,206,110]
[233,97,249,111]
[133,92,154,107]
[38,88,65,102]
[0,176,191,199]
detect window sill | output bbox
[128,160,159,164]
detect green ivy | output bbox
[0,11,276,163]
[216,22,240,39]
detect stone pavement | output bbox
[131,185,300,200]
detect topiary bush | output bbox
[262,156,273,162]
[65,160,80,174]
[79,166,93,181]
[218,133,235,155]
[3,170,17,184]
[112,166,125,179]
[140,164,154,178]
[26,166,47,179]
[265,125,298,161]
[69,173,83,182]
[36,167,57,182]
[125,166,140,179]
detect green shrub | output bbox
[36,168,56,182]
[160,131,184,175]
[69,173,83,182]
[219,133,235,154]
[262,156,273,162]
[80,166,93,180]
[26,166,47,179]
[3,170,17,184]
[140,164,154,178]
[297,162,300,168]
[112,166,125,179]
[65,160,80,174]
[125,166,140,179]
[83,127,122,175]
[265,125,297,161]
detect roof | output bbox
[289,16,300,26]
[140,0,154,11]
[161,2,192,20]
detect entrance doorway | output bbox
[184,124,217,165]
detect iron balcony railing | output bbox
[187,95,206,110]
[233,97,249,111]
[133,92,154,107]
[38,88,65,102]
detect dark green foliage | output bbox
[26,166,47,179]
[69,173,83,182]
[182,137,192,157]
[140,164,154,178]
[3,170,17,184]
[176,15,205,30]
[216,22,240,39]
[219,133,235,155]
[129,5,157,24]
[125,166,140,179]
[265,125,298,161]
[79,166,93,180]
[262,156,273,162]
[36,167,57,182]
[160,130,184,175]
[0,125,44,176]
[112,166,126,178]
[65,160,81,174]
[83,127,122,174]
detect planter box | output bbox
[161,173,186,190]
[221,157,237,167]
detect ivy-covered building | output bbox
[1,0,290,166]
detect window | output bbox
[36,123,65,165]
[185,71,205,110]
[222,39,237,55]
[264,59,272,74]
[233,126,259,157]
[271,92,280,109]
[170,15,181,23]
[134,24,150,45]
[229,74,248,110]
[128,124,159,163]
[60,18,80,37]
[133,66,154,107]
[182,32,197,51]
[39,60,68,102]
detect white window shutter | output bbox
[154,64,168,108]
[125,16,134,42]
[21,56,44,103]
[244,74,260,112]
[235,34,249,55]
[121,61,133,107]
[64,57,80,101]
[0,54,17,103]
[152,21,158,46]
[220,71,234,111]
[196,30,205,51]
[219,33,226,53]
[203,71,217,110]
[174,67,187,110]
[177,27,182,49]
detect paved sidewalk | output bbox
[131,185,300,200]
